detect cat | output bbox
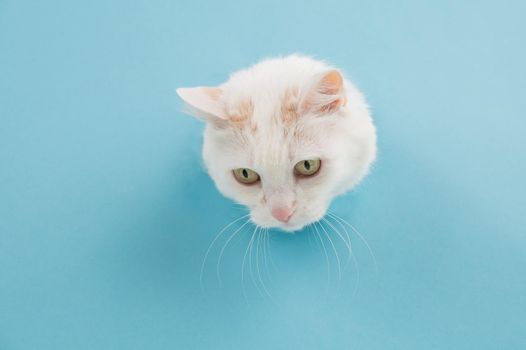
[177,54,376,232]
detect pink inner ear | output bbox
[302,70,346,115]
[318,70,343,95]
[202,87,222,101]
[176,86,225,119]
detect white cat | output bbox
[177,55,376,232]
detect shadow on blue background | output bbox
[1,1,525,349]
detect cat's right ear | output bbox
[176,87,226,122]
[300,70,346,116]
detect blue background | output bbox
[1,0,525,349]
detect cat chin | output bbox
[252,219,318,233]
[277,222,311,233]
[252,221,309,233]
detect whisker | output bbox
[322,217,352,264]
[309,224,322,251]
[200,214,250,291]
[262,229,273,283]
[319,220,342,291]
[255,229,276,303]
[326,214,361,295]
[241,228,257,302]
[266,229,278,274]
[329,212,378,278]
[307,229,314,248]
[262,230,268,276]
[329,214,354,260]
[248,226,263,298]
[312,222,330,292]
[216,218,251,285]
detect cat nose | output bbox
[271,206,294,223]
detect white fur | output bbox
[178,55,376,232]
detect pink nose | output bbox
[271,206,294,223]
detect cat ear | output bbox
[301,70,346,116]
[176,86,225,121]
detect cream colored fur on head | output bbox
[177,55,376,232]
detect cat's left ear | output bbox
[176,86,225,121]
[301,70,346,116]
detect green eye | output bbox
[233,168,260,184]
[294,159,321,176]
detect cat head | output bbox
[177,55,376,232]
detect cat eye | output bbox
[233,168,260,185]
[294,159,321,177]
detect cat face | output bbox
[177,55,376,232]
